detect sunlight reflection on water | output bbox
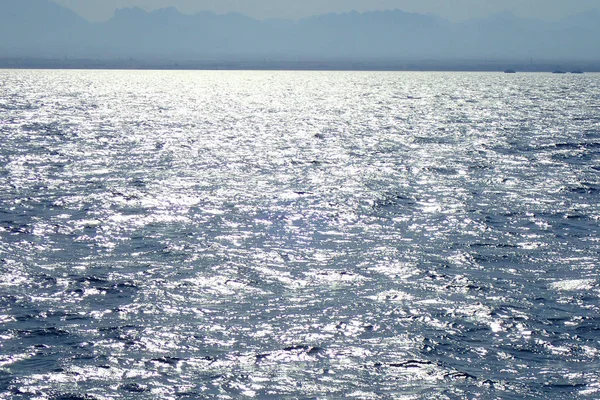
[0,70,599,398]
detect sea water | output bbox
[0,70,599,399]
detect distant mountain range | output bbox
[1,0,600,63]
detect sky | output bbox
[53,0,600,22]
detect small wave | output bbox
[549,279,595,291]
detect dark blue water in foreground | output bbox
[0,70,599,399]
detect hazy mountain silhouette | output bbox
[454,10,600,59]
[2,0,600,62]
[0,0,90,56]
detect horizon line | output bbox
[2,56,599,73]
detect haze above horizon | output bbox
[3,0,600,68]
[53,0,600,22]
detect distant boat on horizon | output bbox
[552,70,567,74]
[571,70,584,74]
[504,69,516,74]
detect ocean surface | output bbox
[0,69,599,399]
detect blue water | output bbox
[0,70,599,399]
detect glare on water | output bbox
[0,69,599,398]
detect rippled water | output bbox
[1,69,599,399]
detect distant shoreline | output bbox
[1,58,599,73]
